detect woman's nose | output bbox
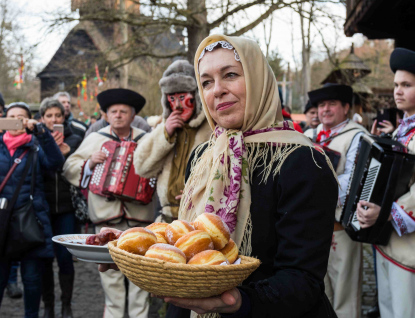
[213,80,226,98]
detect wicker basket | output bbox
[108,240,261,298]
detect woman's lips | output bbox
[216,102,235,111]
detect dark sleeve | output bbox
[239,147,338,317]
[185,142,209,182]
[65,134,83,158]
[36,129,65,171]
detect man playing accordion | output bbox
[63,88,154,318]
[358,48,415,318]
[305,83,368,318]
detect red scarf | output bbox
[316,129,331,143]
[3,131,32,157]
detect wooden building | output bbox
[345,0,415,51]
[37,0,184,117]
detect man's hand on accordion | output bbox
[356,201,381,228]
[89,150,107,169]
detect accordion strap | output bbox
[315,127,361,145]
[98,132,146,143]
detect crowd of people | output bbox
[0,34,414,318]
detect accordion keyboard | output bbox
[351,157,382,230]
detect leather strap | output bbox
[98,131,146,143]
[333,221,344,232]
[0,149,29,194]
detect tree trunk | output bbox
[119,0,129,88]
[186,0,209,63]
[299,4,311,111]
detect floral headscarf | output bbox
[179,35,322,256]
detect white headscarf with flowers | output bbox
[179,35,332,257]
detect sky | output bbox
[13,0,365,74]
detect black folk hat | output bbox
[97,88,146,113]
[303,100,316,114]
[390,48,415,75]
[308,83,353,107]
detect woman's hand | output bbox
[165,110,184,137]
[356,200,381,228]
[22,119,39,132]
[52,131,64,146]
[371,120,395,136]
[89,150,107,169]
[156,288,242,315]
[59,143,70,156]
[98,263,119,272]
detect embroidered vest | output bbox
[305,121,367,221]
[377,130,415,272]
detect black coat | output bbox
[169,145,338,318]
[43,122,82,215]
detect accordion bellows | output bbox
[89,140,156,204]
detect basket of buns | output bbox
[108,213,261,298]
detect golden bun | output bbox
[146,222,168,237]
[193,213,230,250]
[165,220,194,245]
[219,239,238,264]
[174,230,214,261]
[155,232,168,244]
[117,227,157,255]
[145,243,186,264]
[188,250,229,265]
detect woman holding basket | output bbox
[101,35,339,318]
[162,35,339,318]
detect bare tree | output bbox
[49,0,345,64]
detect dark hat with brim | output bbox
[390,48,415,74]
[97,88,146,113]
[303,100,316,114]
[308,83,353,107]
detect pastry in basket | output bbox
[86,228,123,246]
[218,239,239,264]
[154,232,168,244]
[193,213,230,249]
[117,227,157,255]
[165,220,194,245]
[146,222,168,238]
[144,243,186,264]
[188,250,229,265]
[174,230,214,261]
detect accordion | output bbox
[89,140,156,204]
[341,135,415,245]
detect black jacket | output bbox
[169,145,338,318]
[43,122,82,215]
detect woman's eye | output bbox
[226,72,237,79]
[202,80,212,88]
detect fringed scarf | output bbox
[177,35,333,318]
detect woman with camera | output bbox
[39,98,82,318]
[0,102,65,318]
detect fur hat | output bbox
[159,60,204,127]
[390,48,415,75]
